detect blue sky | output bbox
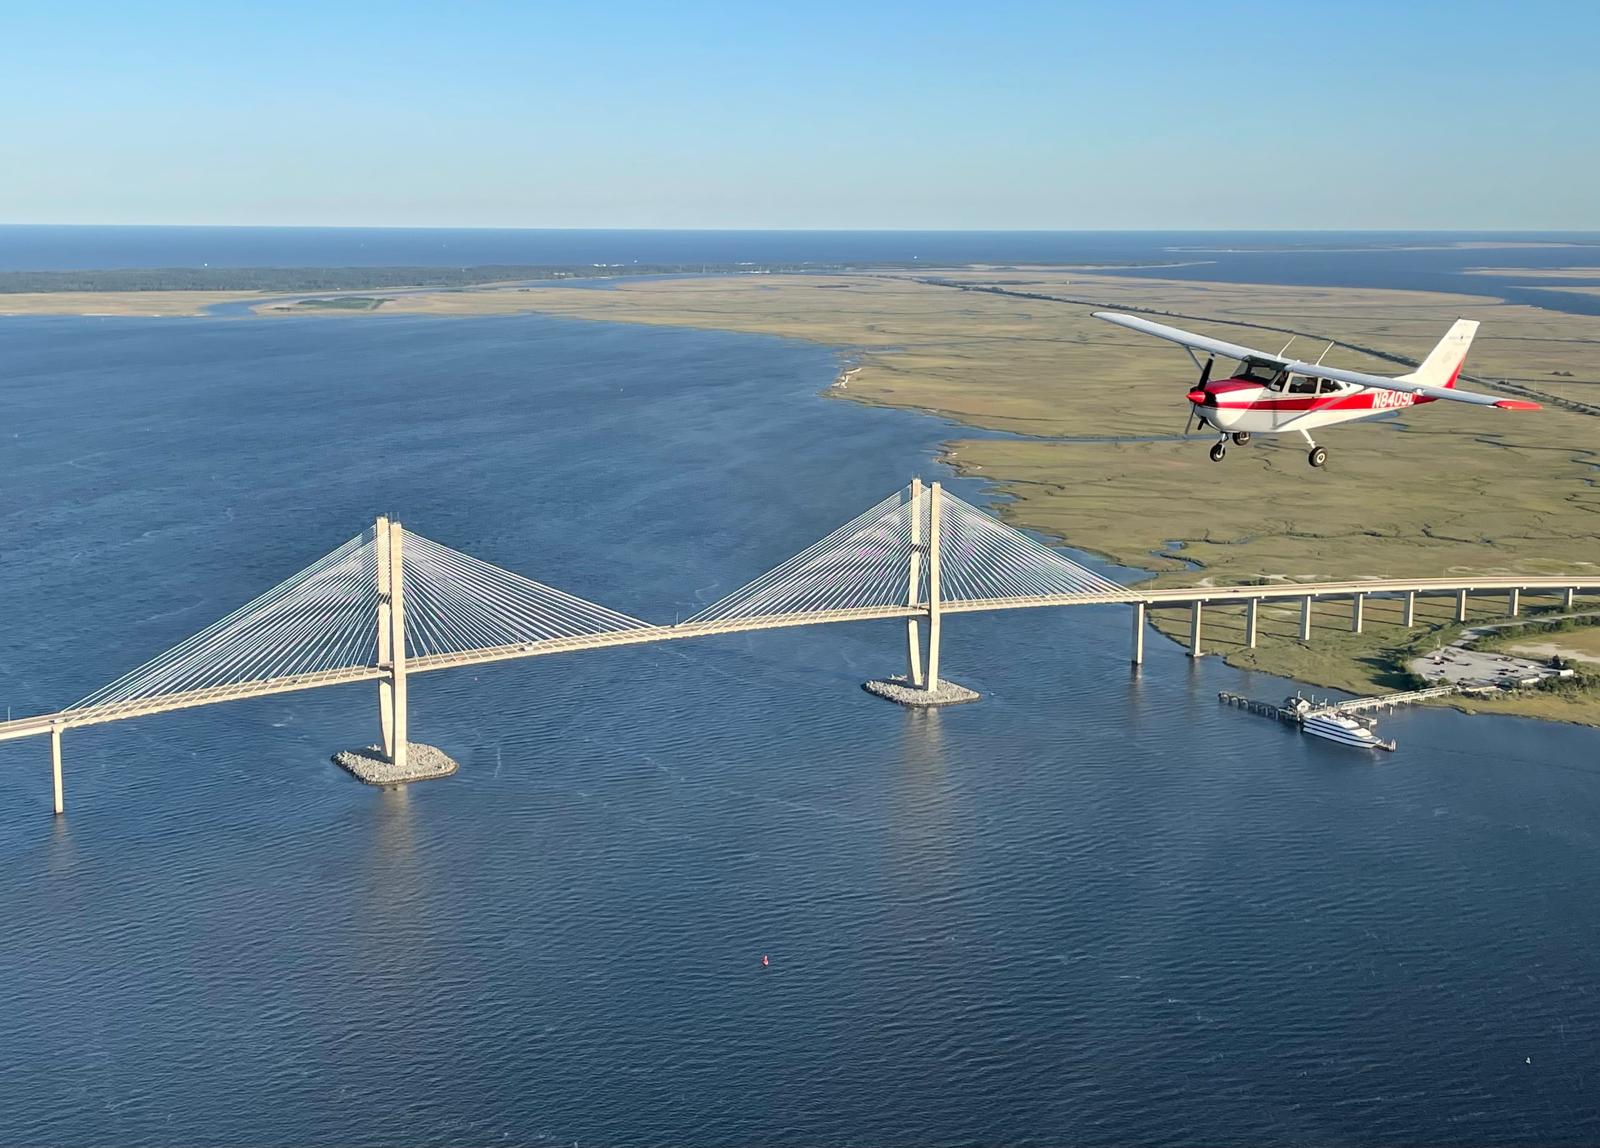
[2,0,1594,229]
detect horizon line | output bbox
[3,223,1599,236]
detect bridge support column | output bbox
[1299,596,1313,642]
[925,482,943,690]
[51,723,63,816]
[334,520,456,785]
[1244,598,1259,649]
[1455,589,1469,623]
[905,479,925,688]
[1508,588,1520,617]
[1131,601,1146,665]
[375,518,395,759]
[1403,590,1417,628]
[1564,587,1577,611]
[864,480,977,707]
[388,520,409,770]
[1188,600,1204,658]
[1351,593,1365,634]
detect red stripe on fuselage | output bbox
[1197,374,1438,412]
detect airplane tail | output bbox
[1401,319,1479,389]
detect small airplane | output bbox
[1094,311,1540,467]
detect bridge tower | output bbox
[925,479,944,690]
[375,517,409,769]
[905,479,926,688]
[861,479,979,706]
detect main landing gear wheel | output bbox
[1308,446,1328,468]
[1230,432,1252,445]
[1209,441,1227,462]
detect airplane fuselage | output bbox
[1190,375,1435,435]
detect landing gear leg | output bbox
[1209,439,1227,463]
[1298,429,1327,468]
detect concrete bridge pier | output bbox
[925,482,943,690]
[388,520,409,769]
[1565,587,1578,610]
[905,479,926,688]
[1403,590,1417,627]
[333,517,458,786]
[1299,596,1313,642]
[1508,588,1520,617]
[863,481,977,707]
[51,723,63,816]
[1245,598,1259,649]
[1351,593,1366,634]
[375,517,397,760]
[1456,589,1469,623]
[1188,600,1204,658]
[1131,601,1146,666]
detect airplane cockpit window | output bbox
[1287,374,1319,394]
[1235,358,1286,388]
[1238,358,1282,384]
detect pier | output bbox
[1319,684,1464,714]
[1,477,1595,813]
[1219,683,1468,724]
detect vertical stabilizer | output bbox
[1402,319,1478,388]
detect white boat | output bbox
[1301,712,1396,751]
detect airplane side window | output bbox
[1288,375,1319,394]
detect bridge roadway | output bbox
[2,577,1592,745]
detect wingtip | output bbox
[1494,400,1542,411]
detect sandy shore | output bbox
[0,291,260,316]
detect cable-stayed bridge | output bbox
[2,479,1594,814]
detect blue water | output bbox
[5,225,1600,315]
[2,314,1600,1145]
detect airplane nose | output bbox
[1187,389,1209,404]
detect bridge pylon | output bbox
[374,517,409,769]
[865,480,978,707]
[904,479,926,689]
[376,517,395,759]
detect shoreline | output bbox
[7,269,1597,724]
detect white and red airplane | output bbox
[1094,311,1540,468]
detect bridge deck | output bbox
[3,578,1593,743]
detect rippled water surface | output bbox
[2,315,1599,1145]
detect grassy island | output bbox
[8,265,1597,722]
[357,268,1600,723]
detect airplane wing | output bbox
[1092,311,1266,363]
[1095,310,1539,410]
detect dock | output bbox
[1216,685,1457,752]
[1219,681,1465,723]
[1315,683,1461,714]
[1217,691,1303,724]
